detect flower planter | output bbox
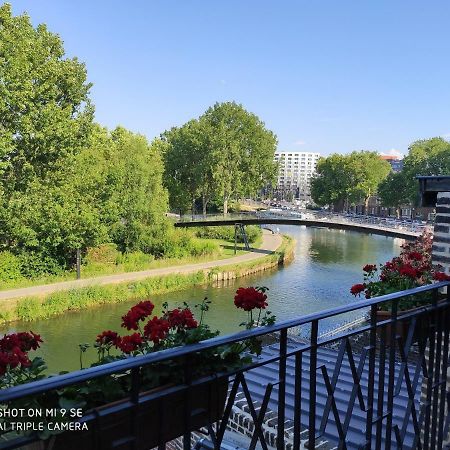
[375,309,416,346]
[51,377,228,450]
[375,303,439,346]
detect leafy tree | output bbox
[378,172,410,218]
[401,137,450,204]
[106,128,169,252]
[199,102,278,214]
[311,151,390,211]
[0,3,93,193]
[310,154,354,211]
[162,120,215,217]
[347,151,391,209]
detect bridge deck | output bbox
[175,217,420,240]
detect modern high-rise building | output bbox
[273,151,321,203]
[380,155,403,172]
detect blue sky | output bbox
[9,0,450,156]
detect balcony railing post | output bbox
[277,328,288,450]
[437,289,450,449]
[308,320,318,449]
[375,319,386,447]
[365,304,378,449]
[293,352,303,450]
[183,356,193,450]
[385,299,398,450]
[423,291,438,449]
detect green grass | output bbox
[0,238,254,291]
[0,235,293,324]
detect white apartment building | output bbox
[273,151,321,203]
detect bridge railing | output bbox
[1,282,449,449]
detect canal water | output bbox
[1,226,403,372]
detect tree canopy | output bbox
[163,102,278,215]
[0,3,93,193]
[0,5,169,275]
[311,151,391,211]
[377,137,450,207]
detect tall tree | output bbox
[378,172,410,218]
[162,120,214,217]
[199,102,277,214]
[310,154,354,211]
[347,151,391,209]
[106,128,169,252]
[401,137,450,204]
[311,151,390,212]
[0,3,93,193]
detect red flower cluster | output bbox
[121,301,154,330]
[407,251,423,261]
[0,332,42,375]
[116,333,143,353]
[398,264,419,279]
[96,330,120,346]
[351,231,449,304]
[350,283,366,296]
[234,287,268,311]
[363,264,377,273]
[144,317,170,344]
[165,308,198,330]
[433,272,450,282]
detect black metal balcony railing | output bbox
[1,282,449,450]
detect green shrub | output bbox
[195,225,262,244]
[188,238,220,257]
[0,251,23,281]
[19,252,63,278]
[141,229,218,259]
[115,251,155,270]
[85,244,120,265]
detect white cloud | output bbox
[380,148,404,159]
[293,140,306,146]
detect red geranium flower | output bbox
[407,251,423,261]
[121,301,155,330]
[144,317,170,344]
[433,272,450,282]
[399,265,418,279]
[96,330,120,346]
[0,332,42,352]
[350,283,366,296]
[363,264,377,273]
[166,308,198,330]
[116,333,143,353]
[234,287,268,311]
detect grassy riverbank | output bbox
[0,235,294,324]
[0,228,262,291]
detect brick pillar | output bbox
[433,192,450,274]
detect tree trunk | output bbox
[202,193,208,218]
[223,196,229,215]
[191,197,196,220]
[396,207,400,219]
[333,198,344,213]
